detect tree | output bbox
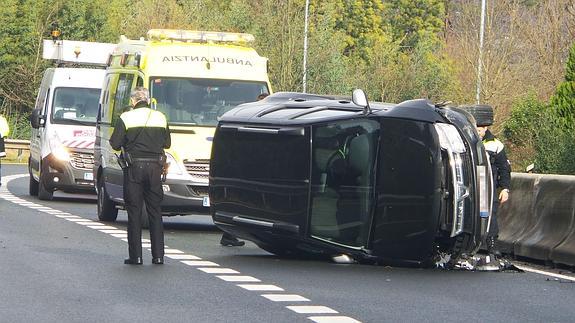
[550,43,575,128]
[383,0,446,48]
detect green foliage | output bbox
[333,0,388,59]
[503,93,545,147]
[383,0,446,48]
[550,43,575,128]
[504,92,575,174]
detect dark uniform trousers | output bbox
[124,160,164,260]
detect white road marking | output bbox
[181,260,219,267]
[514,265,575,282]
[287,306,338,314]
[164,249,184,254]
[237,284,284,291]
[198,267,238,274]
[166,254,201,260]
[1,173,363,323]
[309,316,362,323]
[99,229,127,234]
[261,294,310,302]
[217,275,260,282]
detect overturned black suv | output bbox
[209,90,493,266]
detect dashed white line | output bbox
[99,229,126,234]
[198,267,239,274]
[237,284,284,291]
[261,294,310,302]
[309,316,362,323]
[166,254,201,260]
[164,249,184,254]
[217,275,260,282]
[287,306,338,314]
[181,260,219,267]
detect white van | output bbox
[29,40,114,200]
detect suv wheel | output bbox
[97,180,118,222]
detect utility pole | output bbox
[302,0,310,93]
[476,0,486,104]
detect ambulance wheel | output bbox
[38,173,54,201]
[97,180,118,222]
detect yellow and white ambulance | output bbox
[94,29,272,221]
[29,39,115,200]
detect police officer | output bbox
[110,87,171,265]
[476,120,511,257]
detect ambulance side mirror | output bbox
[30,109,45,129]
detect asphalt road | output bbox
[1,164,574,323]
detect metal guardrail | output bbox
[4,139,30,162]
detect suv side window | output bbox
[111,73,135,125]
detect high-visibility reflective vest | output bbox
[0,115,9,138]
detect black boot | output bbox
[220,233,245,247]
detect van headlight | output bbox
[165,153,184,175]
[52,145,70,161]
[435,123,468,237]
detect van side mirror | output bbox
[352,89,371,115]
[30,109,45,129]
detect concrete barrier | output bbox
[498,173,575,267]
[497,174,538,254]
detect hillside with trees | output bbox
[0,0,574,172]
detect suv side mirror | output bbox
[352,89,371,115]
[30,109,44,129]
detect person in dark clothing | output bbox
[110,87,171,265]
[476,125,511,257]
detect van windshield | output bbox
[51,87,101,125]
[150,77,269,126]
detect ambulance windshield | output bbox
[150,77,269,126]
[51,87,101,125]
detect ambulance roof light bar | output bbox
[146,29,255,44]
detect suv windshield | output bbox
[51,87,101,125]
[150,78,269,126]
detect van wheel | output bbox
[29,162,39,196]
[38,174,54,201]
[29,175,39,196]
[97,181,118,222]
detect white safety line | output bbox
[309,316,362,323]
[0,173,363,322]
[261,294,310,302]
[287,306,338,314]
[514,265,575,282]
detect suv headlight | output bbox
[435,123,468,237]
